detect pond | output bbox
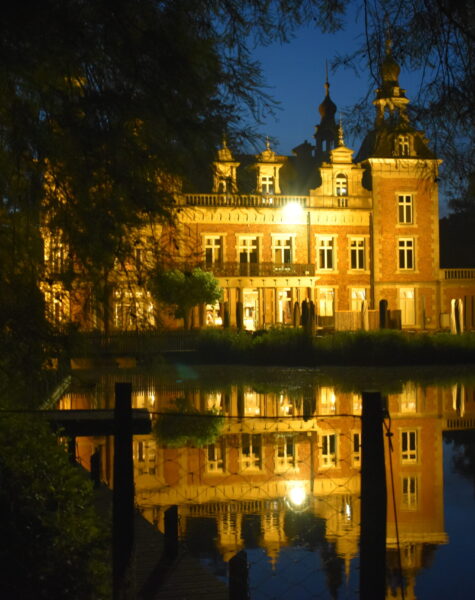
[62,364,475,599]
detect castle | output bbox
[43,43,475,332]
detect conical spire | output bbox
[314,63,339,162]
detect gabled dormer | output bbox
[212,137,240,193]
[254,139,285,194]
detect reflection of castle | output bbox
[63,377,475,598]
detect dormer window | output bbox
[335,173,348,196]
[261,175,274,194]
[397,135,410,156]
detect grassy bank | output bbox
[194,328,475,367]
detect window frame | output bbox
[398,237,415,270]
[401,430,418,463]
[204,235,223,264]
[349,238,366,270]
[398,194,414,224]
[317,235,336,271]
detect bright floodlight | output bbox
[282,201,304,224]
[287,485,307,508]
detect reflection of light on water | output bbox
[345,502,351,520]
[286,484,309,512]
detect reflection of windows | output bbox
[398,194,413,224]
[206,440,225,473]
[398,238,414,270]
[205,236,223,264]
[206,392,223,412]
[401,430,418,463]
[240,434,262,471]
[350,238,365,270]
[272,236,293,264]
[134,440,156,475]
[244,391,261,416]
[352,432,361,466]
[318,287,334,317]
[400,383,417,413]
[275,436,297,472]
[352,394,362,415]
[278,394,294,416]
[335,173,348,196]
[319,387,336,414]
[317,236,335,270]
[320,433,337,468]
[402,476,418,510]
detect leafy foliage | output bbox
[154,397,224,448]
[149,268,221,328]
[0,414,110,599]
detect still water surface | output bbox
[65,365,475,599]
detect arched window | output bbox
[335,173,348,196]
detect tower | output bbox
[357,39,442,328]
[314,70,339,163]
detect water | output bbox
[64,365,475,599]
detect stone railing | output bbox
[442,269,475,280]
[201,262,315,277]
[183,194,308,208]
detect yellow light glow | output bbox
[282,201,304,224]
[287,485,307,508]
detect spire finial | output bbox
[338,116,345,146]
[324,60,330,96]
[265,136,271,150]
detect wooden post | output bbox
[379,299,388,329]
[229,550,249,600]
[164,505,178,562]
[360,391,386,600]
[113,382,134,600]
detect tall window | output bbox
[350,238,365,270]
[351,288,366,312]
[319,387,336,414]
[398,238,414,270]
[134,440,156,475]
[401,430,418,463]
[352,432,361,466]
[206,441,225,473]
[335,173,348,196]
[397,135,410,156]
[239,237,258,274]
[275,436,297,472]
[261,175,274,193]
[240,434,262,471]
[317,236,335,270]
[402,476,418,509]
[398,194,413,223]
[272,236,292,264]
[205,236,223,264]
[320,433,337,468]
[318,287,334,316]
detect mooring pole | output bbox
[113,382,134,600]
[360,391,387,599]
[229,550,249,600]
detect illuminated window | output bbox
[319,387,336,414]
[275,436,297,472]
[113,289,155,330]
[350,238,365,270]
[239,237,259,274]
[320,433,337,468]
[206,441,225,473]
[272,235,293,265]
[335,173,348,196]
[318,287,335,316]
[398,194,413,223]
[352,394,362,415]
[397,135,410,156]
[244,391,262,416]
[352,432,361,466]
[317,236,335,270]
[400,383,417,413]
[134,440,156,475]
[205,236,223,264]
[351,288,366,311]
[278,394,294,416]
[401,430,418,463]
[240,434,262,471]
[402,476,418,509]
[398,238,414,270]
[261,175,274,194]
